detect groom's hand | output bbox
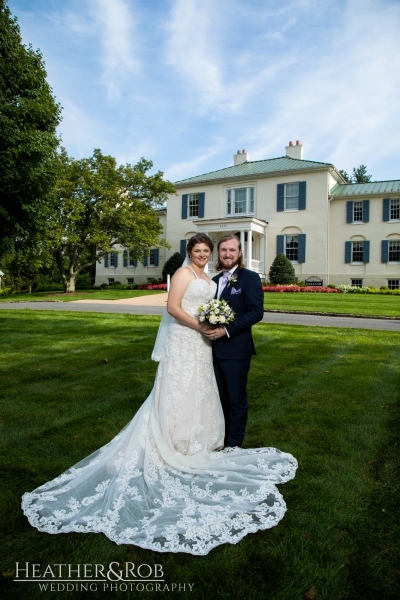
[203,327,227,340]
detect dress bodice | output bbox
[181,278,217,317]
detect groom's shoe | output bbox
[222,446,240,453]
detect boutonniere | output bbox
[226,272,238,287]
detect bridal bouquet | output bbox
[198,299,235,327]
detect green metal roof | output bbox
[331,180,400,197]
[174,156,334,186]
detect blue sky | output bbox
[8,0,400,183]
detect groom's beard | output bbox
[219,258,239,270]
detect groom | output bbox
[203,234,264,448]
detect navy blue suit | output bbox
[212,267,264,447]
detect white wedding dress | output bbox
[22,276,297,556]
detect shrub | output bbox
[34,283,64,292]
[137,283,167,290]
[268,254,296,285]
[162,252,184,282]
[99,283,109,289]
[147,277,163,284]
[380,286,389,291]
[327,284,337,289]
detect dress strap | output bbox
[186,265,198,279]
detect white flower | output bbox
[209,315,217,324]
[219,316,225,323]
[199,316,205,322]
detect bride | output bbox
[22,233,297,556]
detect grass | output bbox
[0,289,165,303]
[263,292,400,318]
[0,311,399,600]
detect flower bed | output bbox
[262,285,341,293]
[137,283,167,290]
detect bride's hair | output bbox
[186,233,214,256]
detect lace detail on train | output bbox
[22,278,297,555]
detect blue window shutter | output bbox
[346,201,353,223]
[180,239,186,259]
[345,241,352,263]
[277,184,284,211]
[363,241,370,263]
[276,235,284,255]
[198,192,205,218]
[383,198,390,221]
[114,253,118,267]
[298,234,306,263]
[154,249,159,266]
[123,250,128,267]
[104,253,108,267]
[181,195,188,219]
[381,240,389,263]
[298,181,306,210]
[143,255,148,267]
[133,259,137,267]
[362,200,369,223]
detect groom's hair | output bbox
[215,234,244,271]
[186,233,214,256]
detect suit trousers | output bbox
[213,357,251,447]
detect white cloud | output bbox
[89,0,140,102]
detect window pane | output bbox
[388,279,400,290]
[390,199,400,220]
[352,241,363,262]
[249,187,254,213]
[285,183,299,210]
[285,235,298,261]
[110,254,115,266]
[353,201,363,222]
[149,249,155,265]
[388,240,400,262]
[234,188,247,213]
[227,190,231,214]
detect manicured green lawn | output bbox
[0,289,165,303]
[263,292,400,318]
[0,311,399,600]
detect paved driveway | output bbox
[0,295,399,331]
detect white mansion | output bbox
[96,142,400,289]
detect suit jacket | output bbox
[212,267,264,360]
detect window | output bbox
[127,278,134,284]
[388,279,400,290]
[352,241,364,262]
[345,241,370,264]
[107,278,114,284]
[351,279,363,287]
[149,249,156,266]
[346,200,369,223]
[226,187,254,215]
[181,193,205,218]
[389,240,400,262]
[146,249,159,267]
[109,254,115,267]
[277,182,306,211]
[277,234,306,263]
[129,255,136,266]
[383,198,400,221]
[188,193,199,217]
[390,199,400,220]
[353,201,363,222]
[285,235,299,261]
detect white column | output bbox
[240,230,245,263]
[247,229,252,271]
[260,230,266,277]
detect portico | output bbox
[195,217,268,277]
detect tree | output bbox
[162,252,184,282]
[46,149,175,292]
[268,253,296,284]
[1,237,53,293]
[0,1,61,253]
[339,165,372,184]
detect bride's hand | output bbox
[203,327,227,340]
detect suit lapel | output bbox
[221,267,239,300]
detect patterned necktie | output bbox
[219,271,230,298]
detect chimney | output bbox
[285,140,303,160]
[234,149,250,166]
